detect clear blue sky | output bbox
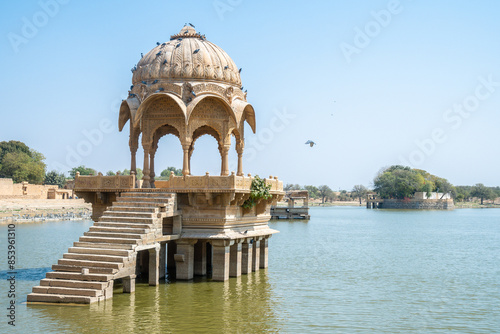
[1,0,499,190]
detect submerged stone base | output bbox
[379,199,454,210]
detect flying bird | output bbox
[189,23,195,28]
[305,140,316,147]
[193,49,200,54]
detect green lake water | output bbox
[1,207,499,333]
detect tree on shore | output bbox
[351,185,368,204]
[318,185,333,204]
[69,166,96,178]
[471,183,495,205]
[373,165,456,200]
[159,167,182,180]
[44,170,66,188]
[284,183,302,191]
[0,141,46,184]
[304,185,319,199]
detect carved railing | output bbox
[155,173,283,193]
[74,173,136,190]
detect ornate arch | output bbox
[139,94,187,147]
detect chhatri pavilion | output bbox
[27,25,284,304]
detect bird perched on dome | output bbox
[305,140,316,147]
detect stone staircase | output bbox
[27,191,177,304]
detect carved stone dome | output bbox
[132,25,242,86]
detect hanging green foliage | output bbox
[242,175,272,209]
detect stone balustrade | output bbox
[74,172,136,191]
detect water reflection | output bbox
[28,271,282,333]
[0,267,51,280]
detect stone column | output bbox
[159,243,166,279]
[241,239,253,274]
[211,240,232,281]
[148,245,160,286]
[149,148,156,188]
[167,242,176,273]
[130,146,138,175]
[175,240,196,280]
[252,238,261,272]
[182,144,191,176]
[123,275,136,293]
[260,236,269,269]
[236,142,244,176]
[194,241,207,276]
[220,145,230,176]
[230,240,242,277]
[142,147,150,188]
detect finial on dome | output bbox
[170,24,202,39]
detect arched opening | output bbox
[189,126,223,176]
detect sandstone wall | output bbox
[0,179,57,199]
[0,178,14,196]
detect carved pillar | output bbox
[182,144,191,176]
[149,148,156,188]
[130,146,138,175]
[236,141,244,176]
[188,145,194,176]
[220,145,230,176]
[142,147,150,188]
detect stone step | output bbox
[79,236,139,244]
[27,292,96,304]
[73,241,134,250]
[68,247,131,257]
[58,258,123,269]
[116,197,172,204]
[52,264,118,275]
[93,222,152,229]
[112,201,164,208]
[101,211,155,218]
[46,271,112,282]
[63,253,127,263]
[89,226,149,234]
[32,286,101,297]
[40,278,107,290]
[108,206,158,213]
[99,216,155,224]
[121,192,174,198]
[84,231,143,239]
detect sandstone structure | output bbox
[28,25,284,304]
[367,192,454,210]
[0,178,64,199]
